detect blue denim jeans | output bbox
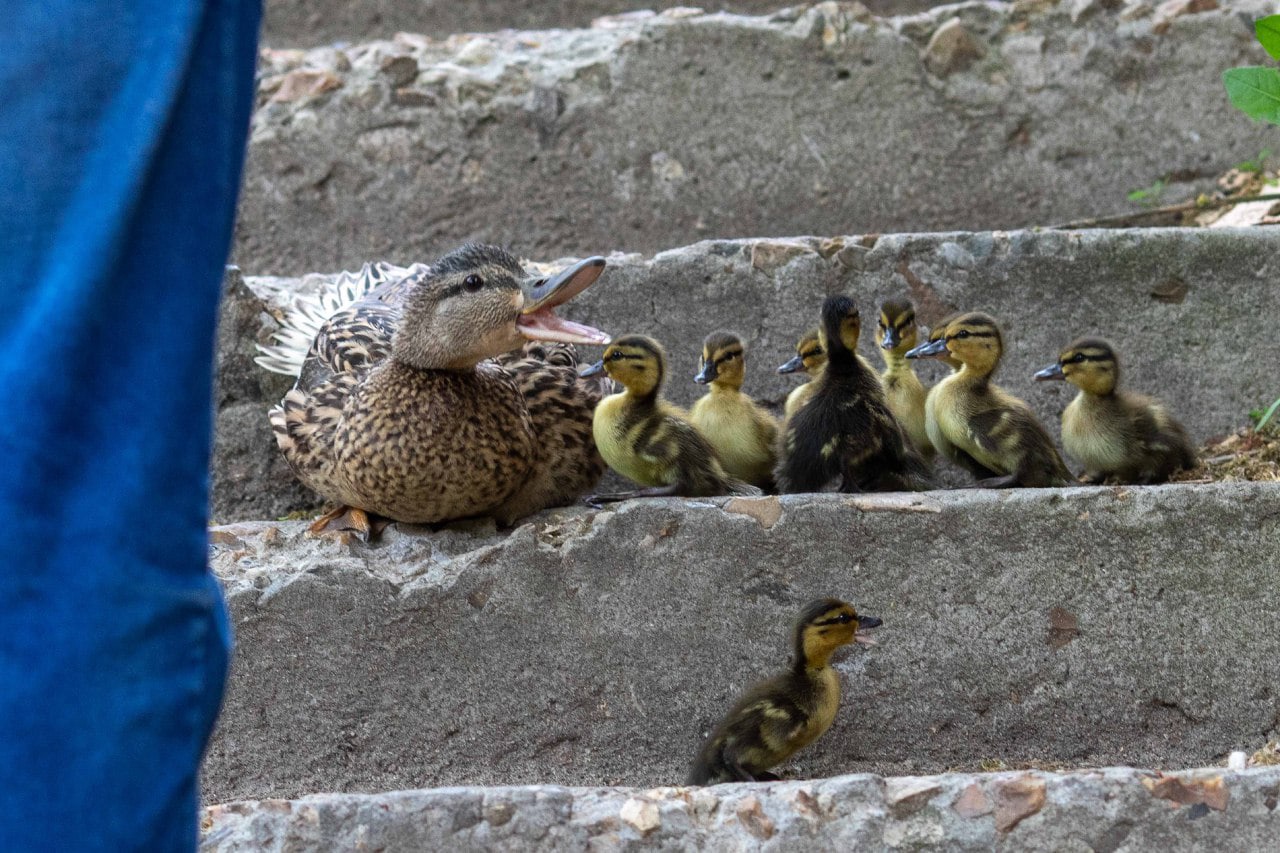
[0,1,260,849]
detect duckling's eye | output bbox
[955,330,970,339]
[463,274,484,292]
[836,612,854,624]
[1069,353,1087,364]
[609,350,627,361]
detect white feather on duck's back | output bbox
[254,261,428,377]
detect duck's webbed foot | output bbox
[308,506,391,542]
[584,484,681,508]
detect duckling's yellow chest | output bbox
[784,382,817,421]
[931,374,1010,474]
[791,667,842,755]
[1062,393,1130,471]
[883,366,929,456]
[689,391,776,486]
[592,393,671,486]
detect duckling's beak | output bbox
[1034,363,1065,382]
[579,360,605,378]
[880,327,900,350]
[777,355,805,375]
[694,359,717,384]
[905,338,948,360]
[854,614,882,646]
[518,256,611,346]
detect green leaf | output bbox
[1256,395,1280,432]
[1256,15,1280,61]
[1224,67,1280,125]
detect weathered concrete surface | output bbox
[203,484,1280,802]
[202,766,1280,851]
[236,1,1277,276]
[215,227,1280,522]
[262,0,942,48]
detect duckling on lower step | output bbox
[1035,337,1196,484]
[776,296,933,493]
[687,598,881,785]
[582,335,762,504]
[690,331,779,491]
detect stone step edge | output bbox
[202,765,1280,848]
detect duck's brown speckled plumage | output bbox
[268,244,608,526]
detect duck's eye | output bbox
[1070,353,1087,364]
[609,350,626,361]
[836,612,854,624]
[463,274,484,292]
[955,330,970,340]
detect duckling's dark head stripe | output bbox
[880,297,915,328]
[797,597,852,627]
[703,330,744,357]
[1062,337,1118,364]
[946,312,1002,345]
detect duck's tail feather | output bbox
[253,262,416,377]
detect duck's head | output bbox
[907,312,1002,375]
[1035,337,1119,396]
[818,295,861,356]
[581,334,666,397]
[877,298,919,356]
[794,597,881,670]
[393,244,609,370]
[694,331,746,389]
[905,312,961,370]
[777,328,826,378]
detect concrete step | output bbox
[203,484,1280,803]
[236,1,1276,276]
[201,766,1280,851]
[214,226,1280,523]
[261,0,943,49]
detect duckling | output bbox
[266,244,611,537]
[777,329,827,422]
[776,296,933,493]
[582,335,762,503]
[689,331,780,490]
[1034,338,1196,484]
[876,298,933,461]
[908,312,1069,488]
[687,598,882,785]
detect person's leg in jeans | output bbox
[0,1,260,848]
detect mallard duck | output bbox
[263,243,611,537]
[689,331,779,490]
[908,312,1069,488]
[582,335,762,503]
[777,329,827,422]
[876,298,932,461]
[1034,337,1196,483]
[686,598,881,785]
[776,296,933,493]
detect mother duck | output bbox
[258,243,611,537]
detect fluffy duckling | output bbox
[687,598,882,785]
[689,331,780,490]
[267,244,611,536]
[776,296,932,493]
[908,312,1069,487]
[777,329,827,422]
[876,298,932,461]
[1034,338,1196,483]
[582,335,762,503]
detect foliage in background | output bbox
[1225,18,1280,431]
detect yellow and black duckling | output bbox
[689,331,780,490]
[777,328,827,422]
[582,335,762,503]
[876,298,932,461]
[687,598,881,785]
[1034,338,1197,483]
[267,243,611,537]
[776,296,933,493]
[907,312,1070,488]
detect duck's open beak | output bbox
[694,359,717,384]
[519,256,611,346]
[777,355,805,375]
[905,338,948,360]
[854,614,882,646]
[880,327,900,350]
[1034,363,1065,382]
